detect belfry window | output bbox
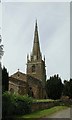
[32,65,35,72]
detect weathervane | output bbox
[18,69,19,72]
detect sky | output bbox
[0,9,1,30]
[1,0,71,2]
[1,2,70,81]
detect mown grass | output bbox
[17,106,68,119]
[33,99,55,102]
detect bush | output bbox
[2,92,33,118]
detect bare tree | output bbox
[0,35,4,60]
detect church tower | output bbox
[26,20,46,85]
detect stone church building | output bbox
[9,21,47,99]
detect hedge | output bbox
[2,92,33,118]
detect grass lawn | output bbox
[17,106,68,119]
[33,99,55,102]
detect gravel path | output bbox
[45,107,70,118]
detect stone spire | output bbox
[31,20,42,60]
[27,20,46,84]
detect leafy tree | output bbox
[2,66,9,92]
[63,80,70,97]
[63,79,72,99]
[69,79,72,98]
[46,74,63,100]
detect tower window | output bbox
[32,65,35,72]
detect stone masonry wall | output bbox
[31,101,58,112]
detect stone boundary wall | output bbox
[31,100,72,112]
[31,101,57,112]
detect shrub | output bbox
[2,92,33,118]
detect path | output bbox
[45,107,71,118]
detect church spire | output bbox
[32,20,42,60]
[27,20,46,84]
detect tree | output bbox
[2,66,9,92]
[69,79,72,98]
[63,79,72,99]
[63,80,70,97]
[0,35,4,60]
[46,74,63,100]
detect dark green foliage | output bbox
[63,79,72,99]
[2,66,9,92]
[46,74,63,100]
[63,80,70,96]
[2,92,15,117]
[70,79,72,98]
[2,92,33,118]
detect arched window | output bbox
[10,88,14,94]
[28,87,34,98]
[32,65,35,72]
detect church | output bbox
[9,20,47,99]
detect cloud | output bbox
[2,2,70,81]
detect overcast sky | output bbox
[2,2,70,81]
